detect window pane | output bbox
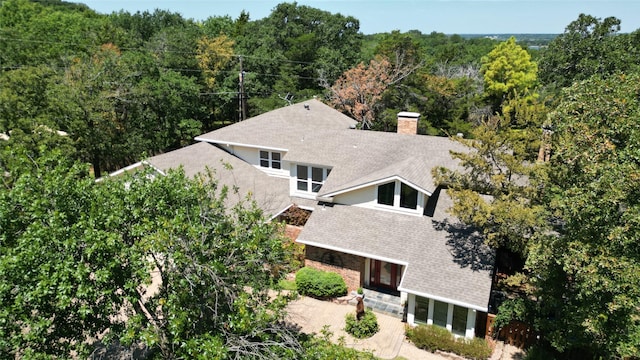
[272,152,281,161]
[260,151,268,160]
[297,165,307,179]
[272,161,281,169]
[260,160,269,167]
[433,300,448,328]
[452,305,467,336]
[297,181,308,191]
[377,182,395,206]
[312,167,323,182]
[415,297,429,324]
[400,183,418,209]
[311,182,322,193]
[380,261,391,286]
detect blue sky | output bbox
[77,0,640,34]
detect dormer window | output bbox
[260,151,281,169]
[377,182,395,206]
[376,181,418,210]
[400,183,418,209]
[296,165,330,193]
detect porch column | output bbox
[406,293,416,324]
[465,308,477,338]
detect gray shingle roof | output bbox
[195,99,357,151]
[197,99,468,197]
[296,189,494,311]
[143,99,493,309]
[146,142,293,217]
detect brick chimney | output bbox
[397,111,420,135]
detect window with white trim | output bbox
[260,151,281,169]
[432,300,448,328]
[296,165,330,193]
[414,296,470,336]
[376,181,418,210]
[452,305,468,336]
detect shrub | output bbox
[295,267,347,299]
[405,324,492,360]
[345,311,379,339]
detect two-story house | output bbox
[119,99,495,339]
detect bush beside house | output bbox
[406,324,492,360]
[295,267,348,299]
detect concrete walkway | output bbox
[285,296,449,359]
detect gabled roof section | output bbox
[283,130,468,197]
[319,158,433,197]
[195,99,357,151]
[146,142,293,217]
[296,189,495,311]
[192,99,468,202]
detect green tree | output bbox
[538,14,640,89]
[528,73,640,357]
[480,37,538,113]
[433,119,548,257]
[0,153,301,358]
[51,44,137,178]
[0,0,105,68]
[0,152,148,358]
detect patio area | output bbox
[284,295,525,360]
[285,295,444,359]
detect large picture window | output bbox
[260,151,281,169]
[415,296,429,324]
[414,296,470,337]
[452,305,468,336]
[432,300,448,328]
[297,165,330,193]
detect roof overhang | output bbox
[320,175,432,198]
[296,239,409,266]
[398,281,488,312]
[194,137,288,153]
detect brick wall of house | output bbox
[284,224,303,241]
[305,245,364,291]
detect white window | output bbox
[414,296,471,337]
[452,305,468,336]
[376,181,418,210]
[296,165,330,193]
[432,300,448,328]
[260,151,281,169]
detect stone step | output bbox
[347,289,404,319]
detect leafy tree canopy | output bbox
[528,73,640,358]
[0,151,302,358]
[538,14,640,89]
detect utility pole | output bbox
[238,57,247,121]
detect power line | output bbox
[0,34,325,66]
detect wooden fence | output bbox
[486,314,537,349]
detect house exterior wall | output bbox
[289,162,332,200]
[305,245,364,291]
[333,181,426,216]
[333,186,376,207]
[228,145,289,177]
[406,293,477,339]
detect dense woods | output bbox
[2,0,640,358]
